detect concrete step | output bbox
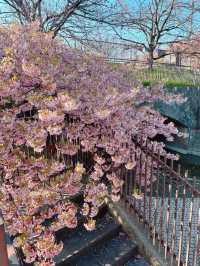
[12,209,150,266]
[54,214,121,266]
[69,231,138,266]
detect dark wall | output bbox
[155,87,200,129]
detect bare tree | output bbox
[113,0,191,68]
[187,0,200,35]
[0,0,115,40]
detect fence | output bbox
[120,136,200,266]
[74,46,200,86]
[66,37,200,86]
[1,134,200,265]
[108,59,200,87]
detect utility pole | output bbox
[0,213,9,266]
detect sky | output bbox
[0,0,200,57]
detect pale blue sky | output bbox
[0,0,199,51]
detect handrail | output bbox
[133,138,200,196]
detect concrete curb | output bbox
[106,198,178,266]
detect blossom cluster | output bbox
[0,22,182,265]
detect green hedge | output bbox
[142,80,198,89]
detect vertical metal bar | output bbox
[143,151,148,223]
[132,147,137,211]
[120,166,124,198]
[159,156,166,251]
[129,168,133,204]
[55,135,59,161]
[61,133,65,163]
[148,149,153,226]
[165,159,172,259]
[0,215,9,266]
[170,164,181,266]
[153,148,160,246]
[125,167,128,205]
[177,170,187,266]
[185,176,196,266]
[193,208,200,266]
[77,135,80,163]
[138,137,143,219]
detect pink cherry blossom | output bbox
[0,23,182,265]
[84,218,96,231]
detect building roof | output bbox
[170,34,200,55]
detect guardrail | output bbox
[120,136,200,266]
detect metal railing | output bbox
[120,136,200,266]
[66,38,200,86]
[116,60,200,87]
[0,128,200,265]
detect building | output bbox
[156,35,200,69]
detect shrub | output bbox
[164,80,197,89]
[142,79,197,89]
[142,80,152,87]
[0,22,183,266]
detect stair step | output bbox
[54,214,121,265]
[70,232,138,266]
[125,258,150,266]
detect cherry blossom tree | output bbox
[0,22,183,266]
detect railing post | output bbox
[0,213,9,266]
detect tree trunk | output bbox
[148,49,154,69]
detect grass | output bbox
[136,67,200,88]
[142,79,198,89]
[122,64,200,88]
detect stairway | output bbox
[54,210,150,266]
[12,206,149,266]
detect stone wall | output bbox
[155,87,200,129]
[154,87,200,160]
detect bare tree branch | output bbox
[0,0,116,41]
[113,0,192,68]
